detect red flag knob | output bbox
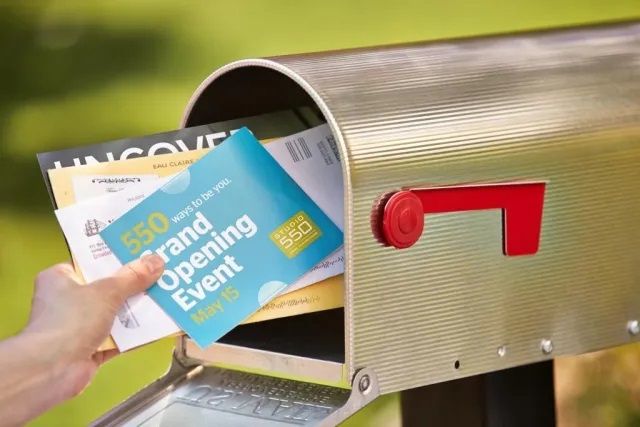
[381,191,424,249]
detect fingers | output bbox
[92,254,165,304]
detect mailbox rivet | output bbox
[497,345,507,358]
[358,374,371,393]
[627,320,640,336]
[540,339,553,355]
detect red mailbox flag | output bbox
[376,182,546,256]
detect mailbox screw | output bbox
[358,374,371,393]
[540,339,554,355]
[497,345,507,358]
[627,320,640,336]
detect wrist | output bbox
[19,328,71,368]
[15,330,77,399]
[0,332,74,425]
[17,328,98,401]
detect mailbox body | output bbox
[182,21,640,394]
[94,21,640,426]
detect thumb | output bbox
[92,254,165,304]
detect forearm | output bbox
[0,332,71,426]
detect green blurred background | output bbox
[0,1,639,426]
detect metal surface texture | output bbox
[182,22,640,394]
[92,352,378,426]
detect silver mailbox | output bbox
[94,21,640,426]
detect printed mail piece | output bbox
[263,128,344,293]
[100,128,343,348]
[37,108,324,206]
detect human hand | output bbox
[23,254,164,402]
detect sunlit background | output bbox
[1,1,639,425]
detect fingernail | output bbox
[141,254,165,275]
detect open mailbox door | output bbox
[91,346,378,427]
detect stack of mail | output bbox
[38,109,345,350]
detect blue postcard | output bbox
[100,128,343,348]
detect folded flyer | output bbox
[100,128,343,348]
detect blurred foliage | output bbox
[0,1,638,426]
[556,345,640,427]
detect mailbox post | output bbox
[401,361,556,426]
[94,21,640,426]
